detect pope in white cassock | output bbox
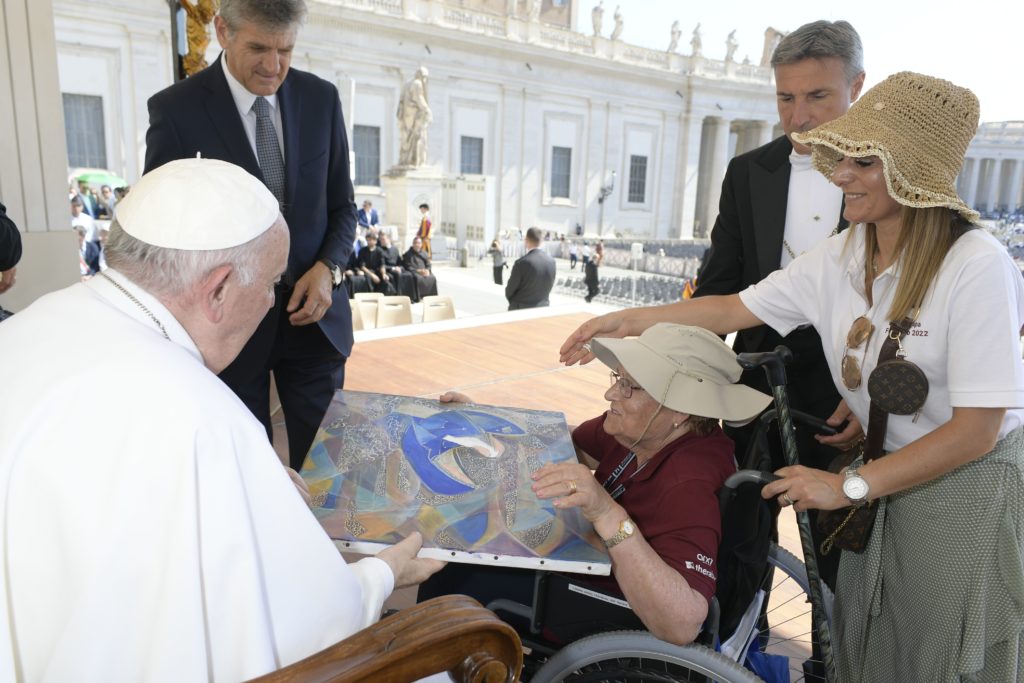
[0,158,443,681]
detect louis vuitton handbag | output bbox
[818,317,926,554]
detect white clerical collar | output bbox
[88,269,203,364]
[221,55,279,117]
[789,149,813,171]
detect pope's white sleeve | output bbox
[348,556,395,628]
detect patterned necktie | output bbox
[251,96,285,204]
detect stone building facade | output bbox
[51,0,782,240]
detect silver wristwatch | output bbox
[842,465,870,505]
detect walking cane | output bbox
[737,346,837,683]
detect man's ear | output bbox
[214,15,230,49]
[199,264,234,324]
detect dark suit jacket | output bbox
[506,248,556,310]
[144,55,356,358]
[81,241,102,276]
[357,208,378,228]
[694,136,846,466]
[0,202,21,272]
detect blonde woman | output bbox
[560,72,1024,682]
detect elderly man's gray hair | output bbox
[219,0,308,33]
[103,218,282,299]
[771,20,864,84]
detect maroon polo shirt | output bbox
[572,413,737,603]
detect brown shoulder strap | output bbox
[863,317,914,463]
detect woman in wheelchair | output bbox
[419,324,770,646]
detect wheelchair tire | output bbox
[767,543,834,624]
[528,630,761,683]
[761,543,835,682]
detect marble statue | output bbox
[591,1,603,37]
[397,67,433,168]
[528,0,540,22]
[690,23,702,57]
[761,27,786,67]
[725,29,739,63]
[609,6,623,41]
[668,20,681,53]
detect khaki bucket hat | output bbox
[590,324,771,422]
[792,71,980,222]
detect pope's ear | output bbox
[199,264,234,324]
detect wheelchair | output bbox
[488,350,837,682]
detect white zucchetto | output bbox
[114,157,280,250]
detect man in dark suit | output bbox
[144,0,356,470]
[357,200,379,230]
[505,227,556,311]
[694,20,865,589]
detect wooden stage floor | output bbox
[344,311,610,422]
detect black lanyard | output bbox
[602,450,641,500]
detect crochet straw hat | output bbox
[792,71,979,222]
[590,324,771,422]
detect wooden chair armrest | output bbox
[246,595,522,683]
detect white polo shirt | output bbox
[739,225,1024,451]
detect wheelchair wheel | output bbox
[760,543,835,683]
[528,630,760,682]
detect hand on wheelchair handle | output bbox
[761,465,849,512]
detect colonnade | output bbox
[691,117,781,237]
[959,122,1024,214]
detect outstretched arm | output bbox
[559,294,762,365]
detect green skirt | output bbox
[835,426,1024,682]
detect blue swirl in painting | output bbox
[401,410,526,495]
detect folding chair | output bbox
[376,295,413,327]
[421,295,456,323]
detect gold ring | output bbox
[782,493,794,506]
[567,479,577,494]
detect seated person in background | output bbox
[403,235,438,302]
[380,232,415,299]
[0,158,443,680]
[418,324,770,646]
[344,247,369,296]
[356,231,388,293]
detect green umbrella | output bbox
[72,169,129,189]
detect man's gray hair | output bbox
[525,227,543,245]
[103,218,281,300]
[771,20,864,84]
[219,0,308,33]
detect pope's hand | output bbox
[377,532,446,589]
[285,466,311,507]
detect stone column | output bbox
[676,113,704,238]
[756,119,774,148]
[1008,159,1024,211]
[985,158,1001,212]
[958,157,977,205]
[0,0,79,311]
[701,116,731,238]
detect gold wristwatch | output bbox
[603,517,636,548]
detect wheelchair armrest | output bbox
[486,598,534,623]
